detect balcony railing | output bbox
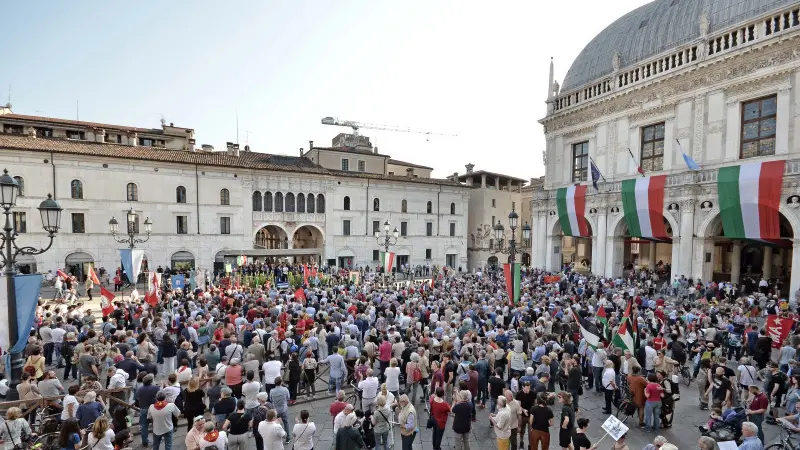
[252,212,325,222]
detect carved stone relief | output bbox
[692,95,705,161]
[706,120,724,134]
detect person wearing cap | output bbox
[185,415,206,450]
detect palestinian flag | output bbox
[569,307,601,349]
[718,160,785,240]
[503,263,521,305]
[621,175,668,239]
[596,306,609,340]
[556,185,590,237]
[612,301,636,353]
[380,251,395,273]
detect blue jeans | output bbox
[278,410,291,441]
[375,431,390,450]
[489,396,497,414]
[592,366,603,392]
[644,401,661,431]
[328,374,342,394]
[153,429,173,450]
[140,409,150,445]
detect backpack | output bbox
[412,364,423,383]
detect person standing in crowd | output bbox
[372,395,393,450]
[397,394,418,450]
[292,410,316,450]
[148,391,180,450]
[429,387,450,450]
[223,401,251,450]
[490,396,512,450]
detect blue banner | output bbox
[119,249,144,284]
[4,274,42,372]
[171,275,185,289]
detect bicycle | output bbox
[766,421,800,450]
[679,365,692,387]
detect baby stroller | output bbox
[699,407,746,443]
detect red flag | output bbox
[57,269,69,280]
[767,314,793,349]
[303,264,309,286]
[99,287,116,316]
[294,287,306,304]
[87,266,101,285]
[145,272,159,306]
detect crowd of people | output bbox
[0,262,798,450]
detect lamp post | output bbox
[375,220,399,284]
[493,208,531,303]
[0,169,62,398]
[109,207,152,248]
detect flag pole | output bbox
[627,148,645,177]
[589,156,607,182]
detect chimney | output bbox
[406,167,414,177]
[27,127,36,139]
[233,143,240,157]
[373,147,379,154]
[299,148,304,157]
[201,144,214,152]
[95,128,106,143]
[465,163,474,174]
[170,122,174,127]
[453,172,458,181]
[309,140,314,150]
[129,131,138,146]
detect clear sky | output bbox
[4,1,650,181]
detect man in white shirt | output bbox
[50,325,66,367]
[148,392,180,450]
[262,356,282,396]
[333,403,354,435]
[591,343,608,393]
[358,369,380,411]
[258,410,286,450]
[644,342,658,374]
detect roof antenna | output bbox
[236,109,239,145]
[76,100,79,121]
[6,84,11,107]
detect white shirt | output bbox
[358,377,380,400]
[50,328,66,344]
[333,411,348,435]
[258,421,286,450]
[644,346,657,370]
[87,429,115,450]
[601,368,616,390]
[199,431,228,450]
[292,422,316,450]
[62,394,79,420]
[262,360,282,385]
[591,348,607,368]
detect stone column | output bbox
[595,209,608,276]
[731,241,743,283]
[762,246,773,279]
[481,174,486,188]
[791,239,800,300]
[535,213,548,269]
[679,201,695,278]
[648,241,657,268]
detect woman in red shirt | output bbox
[429,387,451,450]
[643,373,663,432]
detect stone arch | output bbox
[697,203,800,239]
[253,223,290,249]
[550,213,597,237]
[292,224,324,249]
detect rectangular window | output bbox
[358,160,366,172]
[35,127,53,137]
[426,222,433,236]
[220,217,231,235]
[741,95,777,159]
[372,220,380,235]
[572,141,589,182]
[400,221,408,237]
[449,222,456,236]
[491,199,496,207]
[446,254,457,268]
[66,130,85,140]
[71,213,85,233]
[3,124,23,134]
[492,216,496,227]
[176,215,188,235]
[512,201,516,210]
[640,122,665,172]
[343,220,351,236]
[13,212,26,233]
[341,159,350,171]
[373,250,380,261]
[425,249,432,260]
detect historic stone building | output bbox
[0,108,471,278]
[532,0,800,297]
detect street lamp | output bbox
[493,207,531,304]
[109,206,152,248]
[375,220,399,284]
[0,169,62,397]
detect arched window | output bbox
[220,189,230,205]
[427,201,433,214]
[176,186,187,203]
[252,191,262,211]
[286,193,296,212]
[373,198,380,211]
[450,202,456,214]
[126,183,138,201]
[275,192,284,212]
[264,192,273,212]
[13,177,24,196]
[307,194,315,213]
[71,180,84,199]
[401,199,408,213]
[317,194,325,213]
[297,193,305,213]
[343,196,351,211]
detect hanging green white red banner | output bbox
[717,160,784,240]
[556,185,590,237]
[503,263,520,305]
[380,251,395,272]
[620,175,668,239]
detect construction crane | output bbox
[321,116,457,138]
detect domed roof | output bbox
[560,0,796,92]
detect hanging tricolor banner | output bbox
[621,175,669,239]
[380,251,395,273]
[503,263,521,305]
[556,185,590,237]
[718,160,784,240]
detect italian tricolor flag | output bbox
[718,160,785,240]
[503,263,521,305]
[556,185,589,237]
[621,175,668,239]
[380,251,395,272]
